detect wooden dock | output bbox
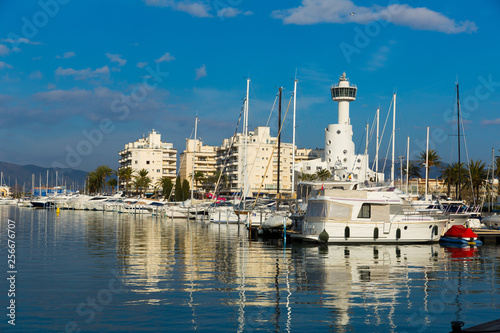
[460,318,500,332]
[472,229,500,245]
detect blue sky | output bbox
[1,0,499,172]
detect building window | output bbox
[357,203,371,218]
[306,166,311,171]
[316,166,322,170]
[146,161,150,164]
[157,169,161,173]
[135,161,138,164]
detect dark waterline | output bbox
[0,206,499,332]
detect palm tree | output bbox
[418,149,442,193]
[299,173,317,182]
[107,178,117,194]
[119,167,134,197]
[192,171,205,193]
[315,168,331,181]
[418,149,442,171]
[134,168,150,197]
[403,161,422,179]
[465,159,488,202]
[86,171,100,194]
[95,165,113,194]
[156,177,173,200]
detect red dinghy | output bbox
[444,225,478,240]
[440,225,482,246]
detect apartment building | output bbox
[179,139,217,191]
[217,126,295,197]
[118,130,177,190]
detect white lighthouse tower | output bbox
[297,72,383,182]
[326,72,357,180]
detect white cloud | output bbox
[0,38,42,45]
[481,118,500,126]
[217,7,241,18]
[156,52,175,63]
[0,61,13,69]
[272,0,477,34]
[47,83,57,89]
[32,56,42,61]
[56,51,76,59]
[195,64,207,80]
[143,0,212,17]
[105,53,126,66]
[30,71,43,80]
[137,62,148,68]
[55,66,110,80]
[0,44,10,56]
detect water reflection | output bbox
[0,206,498,332]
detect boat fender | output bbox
[396,228,401,240]
[344,226,350,239]
[432,225,438,236]
[319,229,329,243]
[373,227,379,240]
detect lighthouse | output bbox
[296,72,383,183]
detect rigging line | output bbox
[252,92,293,209]
[376,97,394,171]
[381,133,393,176]
[213,99,246,199]
[460,108,476,205]
[247,90,290,183]
[349,124,366,173]
[266,92,280,128]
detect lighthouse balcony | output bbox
[331,85,357,101]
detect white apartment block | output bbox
[118,130,177,190]
[179,139,217,191]
[217,126,295,197]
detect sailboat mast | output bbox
[406,136,410,195]
[292,79,298,197]
[365,123,369,181]
[376,108,379,182]
[277,87,282,207]
[191,116,198,202]
[391,94,396,184]
[425,127,429,199]
[243,78,250,209]
[457,83,461,200]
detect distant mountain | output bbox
[0,161,88,191]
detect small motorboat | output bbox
[482,214,500,230]
[439,225,483,246]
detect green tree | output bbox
[299,173,317,182]
[465,159,488,201]
[107,178,117,193]
[156,177,173,201]
[119,167,134,197]
[134,168,150,197]
[418,149,442,193]
[403,161,422,179]
[182,179,190,201]
[95,165,113,194]
[86,171,100,194]
[192,171,205,194]
[174,176,183,201]
[315,168,331,181]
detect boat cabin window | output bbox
[357,203,371,218]
[306,202,329,218]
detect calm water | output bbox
[0,206,499,333]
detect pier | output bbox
[472,229,500,245]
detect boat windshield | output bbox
[306,201,352,220]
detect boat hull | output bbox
[292,219,448,244]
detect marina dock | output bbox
[472,229,500,245]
